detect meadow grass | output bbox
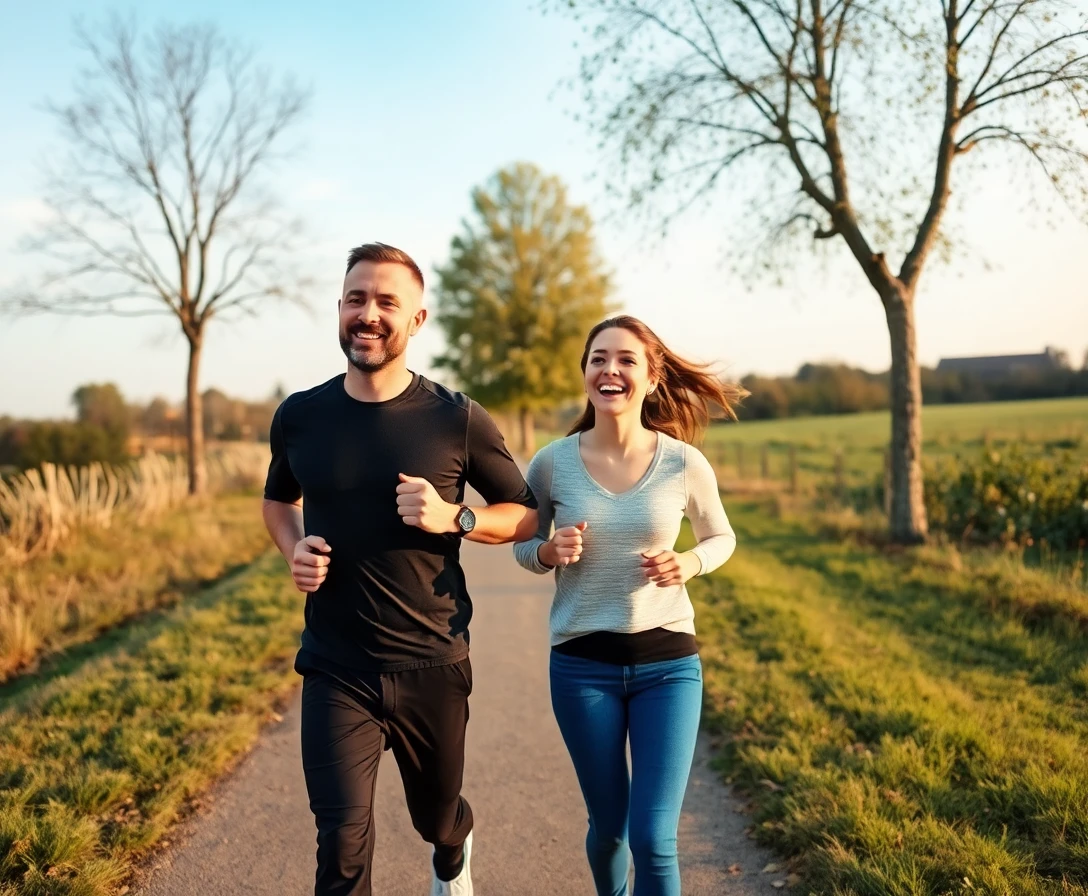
[0,553,301,896]
[688,500,1088,895]
[0,493,271,683]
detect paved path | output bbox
[134,539,779,895]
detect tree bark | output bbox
[185,334,207,495]
[519,407,535,457]
[884,290,927,543]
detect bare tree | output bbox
[558,0,1088,542]
[3,18,311,493]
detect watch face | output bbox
[457,506,477,533]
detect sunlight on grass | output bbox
[0,553,302,896]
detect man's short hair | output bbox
[345,243,424,291]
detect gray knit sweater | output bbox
[512,433,736,646]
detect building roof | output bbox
[935,350,1062,376]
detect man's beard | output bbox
[339,324,408,373]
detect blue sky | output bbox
[1,0,1085,419]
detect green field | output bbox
[699,397,1088,491]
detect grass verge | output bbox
[691,499,1088,895]
[0,493,271,683]
[0,552,302,896]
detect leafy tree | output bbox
[433,163,615,452]
[71,382,130,460]
[72,383,129,433]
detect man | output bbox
[262,242,538,896]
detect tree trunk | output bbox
[519,407,535,457]
[185,335,207,495]
[885,291,927,543]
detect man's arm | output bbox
[262,497,331,592]
[461,502,538,544]
[395,475,537,544]
[263,497,304,558]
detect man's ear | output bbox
[410,306,428,335]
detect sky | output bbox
[1,0,1085,419]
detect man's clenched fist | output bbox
[396,473,457,533]
[292,535,331,593]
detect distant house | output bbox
[935,347,1067,379]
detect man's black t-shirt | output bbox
[264,372,536,673]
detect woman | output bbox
[513,315,744,896]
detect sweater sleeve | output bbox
[685,445,737,576]
[512,445,556,575]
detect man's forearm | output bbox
[463,503,538,545]
[262,498,305,559]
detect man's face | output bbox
[338,261,426,373]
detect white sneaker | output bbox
[429,829,473,896]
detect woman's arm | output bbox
[684,445,737,576]
[512,447,557,574]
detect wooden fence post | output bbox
[788,444,798,495]
[760,443,770,481]
[834,449,845,501]
[735,443,745,479]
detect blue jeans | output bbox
[549,651,703,896]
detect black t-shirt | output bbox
[264,372,536,673]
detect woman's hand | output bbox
[539,521,588,568]
[640,549,700,587]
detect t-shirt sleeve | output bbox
[263,402,302,503]
[464,401,537,507]
[684,444,736,575]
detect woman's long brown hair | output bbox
[567,316,748,444]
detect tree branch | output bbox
[628,3,783,125]
[900,2,963,290]
[961,0,1034,110]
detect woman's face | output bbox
[584,326,657,420]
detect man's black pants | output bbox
[299,657,474,896]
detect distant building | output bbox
[935,347,1067,379]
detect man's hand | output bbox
[397,473,458,533]
[640,549,700,587]
[541,521,588,568]
[292,535,331,593]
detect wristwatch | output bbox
[454,505,476,536]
